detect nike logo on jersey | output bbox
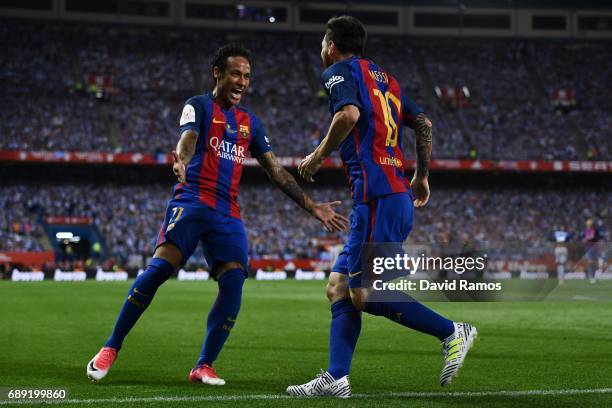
[212,118,225,124]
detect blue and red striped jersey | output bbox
[175,93,271,218]
[321,56,424,203]
[582,227,601,243]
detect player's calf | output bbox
[104,257,175,350]
[193,268,245,372]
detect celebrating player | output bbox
[86,44,349,385]
[287,16,477,397]
[582,218,602,283]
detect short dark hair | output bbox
[325,15,367,56]
[210,43,251,74]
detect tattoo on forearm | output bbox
[414,113,432,178]
[259,153,312,213]
[271,166,312,212]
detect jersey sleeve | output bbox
[248,115,272,158]
[321,62,362,114]
[401,94,424,129]
[179,97,205,135]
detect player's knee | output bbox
[128,258,174,309]
[349,289,370,311]
[142,257,175,283]
[349,294,366,311]
[215,262,246,303]
[326,282,348,303]
[326,273,349,303]
[214,261,245,280]
[152,243,183,270]
[215,267,245,319]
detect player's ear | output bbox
[213,66,221,80]
[327,41,335,56]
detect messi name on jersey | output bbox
[368,69,389,84]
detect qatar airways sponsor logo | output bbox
[209,136,246,163]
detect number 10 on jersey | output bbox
[373,89,401,147]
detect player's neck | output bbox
[332,53,357,64]
[211,89,233,110]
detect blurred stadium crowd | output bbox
[2,184,609,268]
[1,20,610,268]
[1,21,610,160]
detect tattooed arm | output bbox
[414,113,433,178]
[411,113,433,207]
[256,151,349,232]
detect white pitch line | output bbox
[572,295,601,301]
[374,388,612,398]
[1,388,611,405]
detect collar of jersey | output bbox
[208,92,236,114]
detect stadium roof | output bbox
[351,0,612,9]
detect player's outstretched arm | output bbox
[412,113,433,208]
[298,105,360,182]
[172,129,197,183]
[256,151,349,232]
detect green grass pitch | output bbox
[1,280,611,407]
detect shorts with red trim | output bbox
[332,192,413,288]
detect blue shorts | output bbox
[332,193,413,288]
[584,245,600,261]
[155,197,248,277]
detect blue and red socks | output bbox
[196,268,245,367]
[105,257,175,350]
[327,298,362,379]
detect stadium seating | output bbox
[1,20,610,160]
[1,20,609,268]
[1,184,609,268]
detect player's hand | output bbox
[172,150,186,184]
[298,152,323,182]
[311,201,349,232]
[411,176,430,207]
